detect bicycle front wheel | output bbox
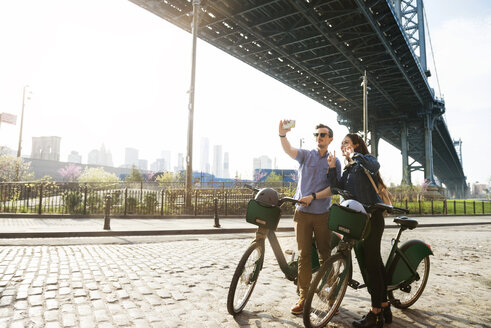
[303,254,350,328]
[388,255,430,309]
[227,240,265,315]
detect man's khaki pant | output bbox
[294,209,332,298]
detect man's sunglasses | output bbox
[313,133,329,138]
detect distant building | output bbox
[472,183,488,197]
[150,158,167,172]
[212,145,223,178]
[124,148,139,167]
[87,145,113,166]
[252,155,272,174]
[253,168,298,183]
[200,137,210,173]
[31,136,61,161]
[223,152,230,179]
[176,153,184,172]
[138,159,148,171]
[161,150,171,172]
[67,151,82,163]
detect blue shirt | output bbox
[294,149,342,214]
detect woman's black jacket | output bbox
[327,153,382,205]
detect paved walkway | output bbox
[0,225,490,328]
[0,215,490,238]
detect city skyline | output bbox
[9,134,288,180]
[0,1,490,185]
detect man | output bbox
[278,120,341,315]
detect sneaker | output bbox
[352,310,384,328]
[383,304,392,324]
[291,297,305,315]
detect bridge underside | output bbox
[129,0,466,192]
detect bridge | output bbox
[129,0,467,197]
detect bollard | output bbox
[213,198,221,228]
[103,195,111,230]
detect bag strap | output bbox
[363,167,380,196]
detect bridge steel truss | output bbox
[129,0,466,196]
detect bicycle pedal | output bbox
[348,279,360,289]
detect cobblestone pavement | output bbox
[0,225,489,328]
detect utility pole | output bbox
[16,85,31,181]
[185,0,201,210]
[361,71,368,143]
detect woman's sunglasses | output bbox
[313,133,329,138]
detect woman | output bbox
[327,133,391,328]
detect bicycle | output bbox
[304,188,433,328]
[226,185,340,316]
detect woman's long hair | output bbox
[346,133,387,189]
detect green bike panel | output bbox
[246,200,281,230]
[329,204,370,240]
[390,240,433,285]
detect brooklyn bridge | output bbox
[129,0,466,197]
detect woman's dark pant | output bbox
[363,210,387,308]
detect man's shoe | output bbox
[352,310,384,328]
[383,304,392,324]
[291,297,305,315]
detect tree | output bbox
[265,172,283,183]
[156,172,176,183]
[78,167,119,184]
[0,155,33,182]
[125,165,143,182]
[59,163,82,182]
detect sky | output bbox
[0,0,490,186]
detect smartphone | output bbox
[282,120,296,129]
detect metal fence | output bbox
[0,182,489,216]
[0,182,296,216]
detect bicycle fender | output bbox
[390,239,433,285]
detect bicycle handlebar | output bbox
[331,187,410,215]
[279,197,300,206]
[390,206,410,214]
[244,184,260,192]
[330,187,355,200]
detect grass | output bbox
[392,199,491,215]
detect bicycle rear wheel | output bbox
[227,240,265,315]
[303,254,350,328]
[388,255,430,309]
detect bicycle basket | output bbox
[246,199,281,230]
[328,203,370,240]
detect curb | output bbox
[0,221,489,239]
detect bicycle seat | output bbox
[393,216,418,229]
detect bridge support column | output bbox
[400,121,411,185]
[424,113,437,186]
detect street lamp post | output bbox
[16,85,31,181]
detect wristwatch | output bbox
[311,192,316,200]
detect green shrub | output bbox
[63,191,83,213]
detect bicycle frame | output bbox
[254,227,336,282]
[266,229,298,281]
[349,224,432,291]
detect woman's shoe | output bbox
[352,310,384,328]
[383,304,392,324]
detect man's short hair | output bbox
[315,124,333,138]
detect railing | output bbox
[392,199,491,215]
[0,182,489,216]
[0,182,296,216]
